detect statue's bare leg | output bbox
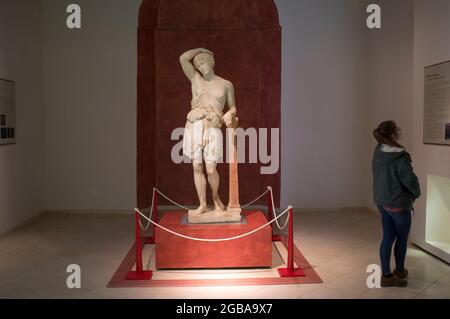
[206,162,225,212]
[193,163,208,214]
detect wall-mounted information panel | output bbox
[424,61,450,146]
[0,78,16,145]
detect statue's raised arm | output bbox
[179,48,214,81]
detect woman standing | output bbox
[372,121,421,287]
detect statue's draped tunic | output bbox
[182,89,224,163]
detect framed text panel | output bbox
[424,61,450,146]
[0,78,16,145]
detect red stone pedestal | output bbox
[155,211,272,269]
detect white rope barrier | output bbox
[134,206,291,242]
[138,188,155,231]
[241,189,270,209]
[267,186,290,230]
[154,188,191,211]
[139,187,290,232]
[154,187,269,211]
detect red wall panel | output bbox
[137,0,281,209]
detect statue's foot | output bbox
[193,204,208,215]
[213,198,225,212]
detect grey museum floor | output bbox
[0,209,449,299]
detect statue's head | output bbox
[194,53,215,76]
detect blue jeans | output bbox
[377,205,412,276]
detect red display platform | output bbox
[155,211,272,269]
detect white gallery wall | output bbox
[3,0,449,238]
[363,0,414,212]
[411,0,450,263]
[43,0,140,211]
[277,0,369,209]
[42,0,372,212]
[0,0,44,234]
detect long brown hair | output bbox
[373,121,404,149]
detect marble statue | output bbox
[180,48,241,223]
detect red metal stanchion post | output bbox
[277,207,305,277]
[126,211,152,280]
[268,188,282,242]
[145,189,158,245]
[267,189,273,226]
[153,189,158,233]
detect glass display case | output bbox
[426,174,450,255]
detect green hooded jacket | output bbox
[372,144,421,210]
